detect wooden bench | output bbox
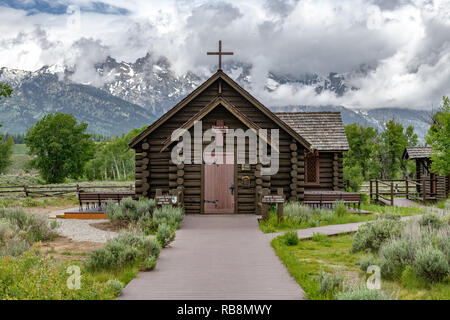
[303,191,362,210]
[78,191,135,210]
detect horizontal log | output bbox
[184,181,201,187]
[149,179,169,185]
[184,188,201,195]
[184,174,201,180]
[135,171,150,179]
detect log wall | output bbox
[133,78,345,213]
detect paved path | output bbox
[265,222,365,241]
[119,215,305,300]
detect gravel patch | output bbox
[55,219,117,243]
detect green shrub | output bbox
[105,197,156,226]
[283,202,314,223]
[437,236,450,265]
[152,205,184,229]
[0,238,30,257]
[379,238,417,279]
[419,213,445,229]
[0,207,56,243]
[156,223,175,247]
[140,256,157,271]
[333,200,347,217]
[85,247,115,271]
[377,213,401,221]
[106,279,124,297]
[0,219,14,243]
[413,246,449,282]
[357,255,375,272]
[351,218,403,253]
[336,287,391,300]
[280,231,299,246]
[85,230,161,272]
[318,271,342,297]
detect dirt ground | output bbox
[24,205,78,216]
[89,221,126,232]
[35,236,104,262]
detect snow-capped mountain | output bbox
[0,66,156,136]
[0,53,432,140]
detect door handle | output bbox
[229,184,234,196]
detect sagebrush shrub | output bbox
[356,255,375,272]
[152,205,184,229]
[351,218,403,253]
[379,238,417,279]
[156,223,175,247]
[85,230,161,272]
[0,219,14,243]
[318,271,342,296]
[413,246,449,282]
[105,197,156,226]
[283,202,314,223]
[419,213,445,229]
[0,238,30,257]
[106,279,124,297]
[140,256,157,271]
[0,207,56,243]
[336,287,391,300]
[280,231,299,246]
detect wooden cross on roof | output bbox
[207,40,233,71]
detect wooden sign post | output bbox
[261,188,285,222]
[155,188,183,207]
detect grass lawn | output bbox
[272,233,450,300]
[259,203,426,233]
[0,194,78,208]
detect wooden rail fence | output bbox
[369,177,437,205]
[0,184,135,198]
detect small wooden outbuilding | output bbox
[403,147,450,201]
[129,70,349,214]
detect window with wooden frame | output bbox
[304,151,320,185]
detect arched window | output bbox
[305,151,320,185]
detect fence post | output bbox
[261,188,270,220]
[23,185,28,197]
[390,182,394,206]
[375,180,379,203]
[422,178,427,204]
[405,179,409,200]
[369,179,373,203]
[277,188,284,223]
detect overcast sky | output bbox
[0,0,449,109]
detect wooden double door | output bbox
[203,153,235,214]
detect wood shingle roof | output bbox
[275,112,349,151]
[403,147,432,159]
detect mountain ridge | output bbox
[0,54,432,140]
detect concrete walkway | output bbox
[119,215,304,300]
[265,222,365,241]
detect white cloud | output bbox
[0,0,449,109]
